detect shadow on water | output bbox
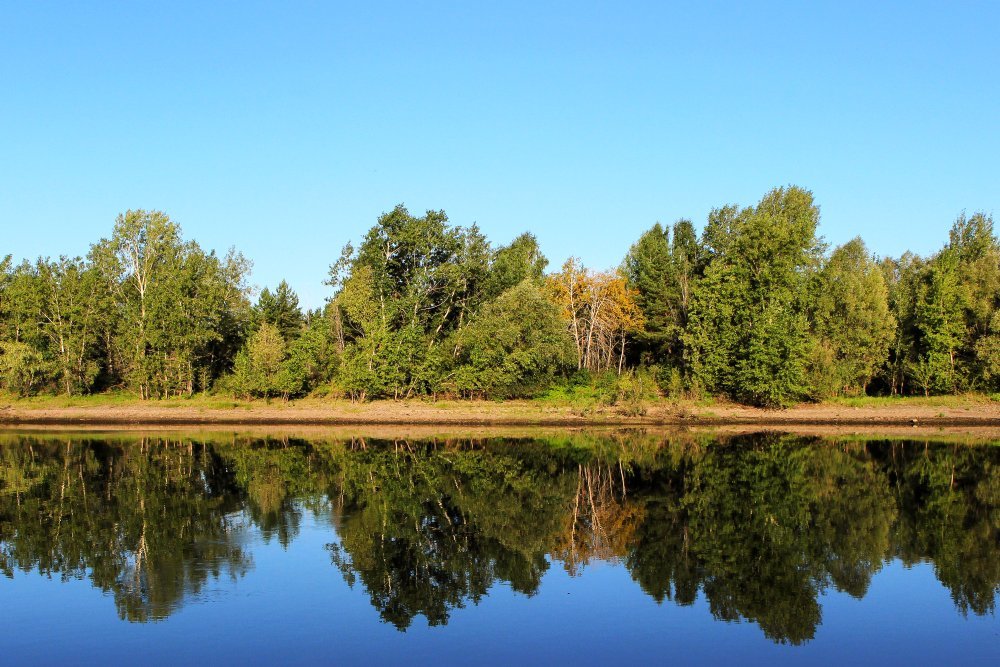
[0,430,998,643]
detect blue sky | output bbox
[2,1,997,307]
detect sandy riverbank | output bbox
[2,396,1000,427]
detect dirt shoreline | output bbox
[3,399,1000,428]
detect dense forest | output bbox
[1,186,998,406]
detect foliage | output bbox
[1,193,996,405]
[229,323,287,398]
[807,238,895,397]
[548,258,644,374]
[885,213,1000,395]
[327,205,558,399]
[452,280,575,398]
[685,187,822,406]
[0,340,51,395]
[254,280,304,341]
[623,219,701,368]
[88,210,252,398]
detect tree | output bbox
[255,280,304,341]
[548,259,644,374]
[685,186,822,406]
[0,261,54,394]
[279,313,336,397]
[452,280,575,397]
[808,238,895,397]
[230,322,287,398]
[168,246,251,394]
[33,257,108,395]
[0,341,50,395]
[974,311,1000,389]
[90,210,181,398]
[891,212,1000,395]
[327,205,550,399]
[623,223,672,362]
[880,252,924,395]
[328,205,485,398]
[0,254,12,332]
[623,220,703,369]
[90,211,251,397]
[908,251,966,394]
[332,265,410,400]
[949,213,1000,388]
[482,232,548,300]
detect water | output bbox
[1,430,998,665]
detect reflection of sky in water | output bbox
[4,504,999,666]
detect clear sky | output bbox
[2,1,997,308]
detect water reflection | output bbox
[0,437,251,621]
[1,431,998,642]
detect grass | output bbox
[3,389,999,423]
[536,384,608,409]
[0,391,252,410]
[824,393,998,408]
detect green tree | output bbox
[328,205,547,399]
[974,311,1000,389]
[90,211,251,397]
[909,251,967,394]
[0,340,50,395]
[0,261,55,393]
[623,220,702,369]
[452,280,575,398]
[895,213,999,395]
[880,252,924,395]
[278,313,336,397]
[230,322,287,398]
[255,280,304,341]
[685,187,822,406]
[0,254,12,332]
[950,213,1000,388]
[808,238,895,396]
[623,223,672,362]
[482,232,548,300]
[34,257,110,394]
[329,206,475,397]
[332,265,410,400]
[90,210,182,398]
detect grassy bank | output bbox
[2,391,1000,426]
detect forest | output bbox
[1,185,998,407]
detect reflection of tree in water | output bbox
[624,436,898,644]
[0,437,251,622]
[319,435,999,643]
[550,462,643,575]
[637,436,999,643]
[223,438,319,548]
[874,441,1000,615]
[1,432,998,642]
[324,440,573,629]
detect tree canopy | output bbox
[2,192,996,403]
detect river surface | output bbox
[1,430,998,665]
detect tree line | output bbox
[1,186,997,405]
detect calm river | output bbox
[1,430,998,665]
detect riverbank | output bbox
[2,394,999,426]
